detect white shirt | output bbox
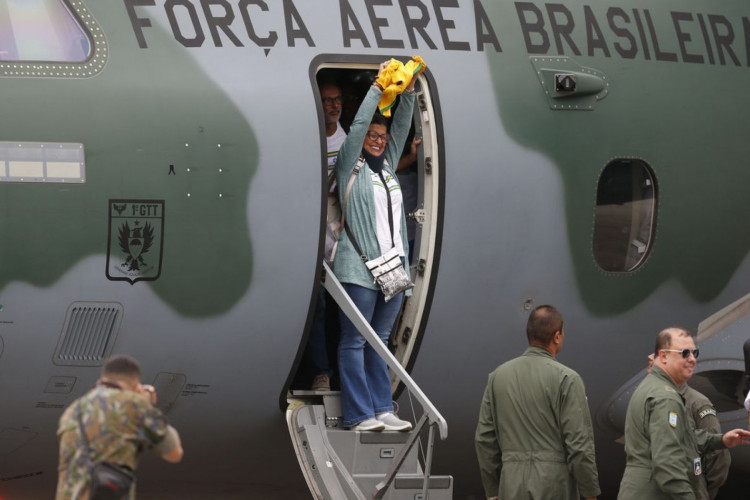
[370,168,404,257]
[744,389,750,412]
[324,122,347,263]
[327,122,347,171]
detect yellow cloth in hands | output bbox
[375,56,426,117]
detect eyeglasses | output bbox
[661,348,700,359]
[322,96,342,105]
[366,130,391,143]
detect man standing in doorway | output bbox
[306,81,347,391]
[475,305,601,500]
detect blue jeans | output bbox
[306,286,331,376]
[338,283,403,427]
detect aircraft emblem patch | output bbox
[106,200,165,284]
[668,412,678,428]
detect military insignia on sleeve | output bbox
[698,408,717,419]
[668,412,678,428]
[694,457,702,475]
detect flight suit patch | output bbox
[698,408,717,419]
[694,457,702,475]
[668,412,678,428]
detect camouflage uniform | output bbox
[681,385,730,500]
[56,385,171,500]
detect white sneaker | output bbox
[311,374,330,391]
[376,412,412,431]
[351,418,385,432]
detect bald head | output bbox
[653,327,691,357]
[653,327,697,385]
[526,305,564,347]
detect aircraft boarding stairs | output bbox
[287,263,453,499]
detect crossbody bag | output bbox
[338,156,413,302]
[76,401,135,500]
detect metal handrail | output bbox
[322,261,448,440]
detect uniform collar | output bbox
[97,380,123,390]
[651,365,678,389]
[523,346,553,359]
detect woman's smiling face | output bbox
[363,124,389,157]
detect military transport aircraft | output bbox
[1,0,750,498]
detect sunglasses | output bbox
[661,348,700,359]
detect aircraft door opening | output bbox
[283,56,444,404]
[282,58,449,499]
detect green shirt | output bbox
[475,347,601,499]
[681,384,730,500]
[618,366,725,500]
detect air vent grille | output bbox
[53,302,124,366]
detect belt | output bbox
[502,451,566,463]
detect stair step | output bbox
[394,474,452,490]
[326,428,421,475]
[352,473,453,500]
[289,403,452,499]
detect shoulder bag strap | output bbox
[341,156,368,261]
[76,401,94,470]
[377,170,395,248]
[326,168,336,191]
[340,156,365,235]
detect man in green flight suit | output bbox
[681,384,730,499]
[475,305,600,500]
[618,328,750,499]
[644,352,730,499]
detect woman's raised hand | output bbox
[377,60,390,78]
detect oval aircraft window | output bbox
[0,0,91,62]
[592,159,657,272]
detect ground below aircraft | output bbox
[1,1,750,498]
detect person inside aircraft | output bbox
[332,59,419,432]
[396,134,421,263]
[303,79,348,392]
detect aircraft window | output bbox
[0,141,86,184]
[592,159,657,272]
[0,0,90,62]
